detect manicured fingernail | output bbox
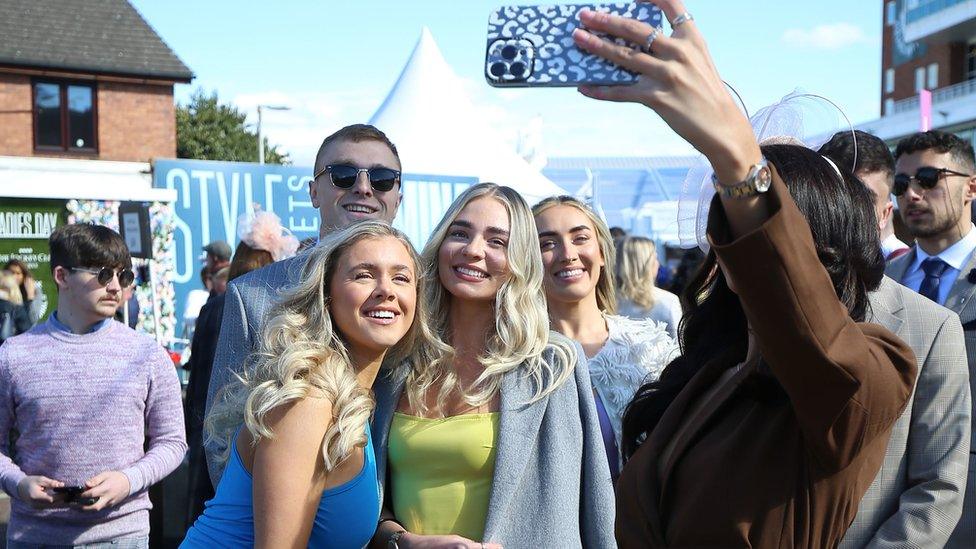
[579,9,593,22]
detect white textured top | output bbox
[616,287,683,339]
[587,315,679,466]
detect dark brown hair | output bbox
[621,144,884,458]
[49,223,132,275]
[227,242,274,281]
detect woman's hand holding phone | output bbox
[572,0,761,185]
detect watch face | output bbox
[755,166,772,192]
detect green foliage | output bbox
[176,89,290,164]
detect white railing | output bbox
[891,78,976,115]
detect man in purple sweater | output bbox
[0,223,187,547]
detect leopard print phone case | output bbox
[485,2,663,87]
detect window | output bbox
[886,1,897,26]
[32,80,97,152]
[914,66,926,92]
[927,63,939,89]
[885,68,895,94]
[884,98,895,116]
[967,41,976,80]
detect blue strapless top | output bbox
[181,424,379,548]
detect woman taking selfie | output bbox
[371,183,615,549]
[532,196,676,483]
[183,221,436,548]
[573,1,916,547]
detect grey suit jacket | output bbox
[203,253,308,485]
[371,341,617,548]
[887,253,976,548]
[840,276,971,548]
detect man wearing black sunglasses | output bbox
[203,124,404,485]
[887,130,976,548]
[0,223,186,546]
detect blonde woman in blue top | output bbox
[371,183,616,549]
[184,222,440,548]
[533,196,677,482]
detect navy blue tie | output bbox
[919,257,949,303]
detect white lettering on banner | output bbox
[288,193,318,234]
[0,211,56,239]
[166,169,191,209]
[244,173,254,219]
[192,170,214,246]
[291,215,318,234]
[286,175,304,192]
[215,171,243,242]
[264,174,282,213]
[172,214,193,284]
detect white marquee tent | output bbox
[370,28,565,205]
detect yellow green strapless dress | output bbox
[388,411,500,540]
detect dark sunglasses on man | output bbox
[313,164,400,193]
[69,266,135,288]
[893,166,974,196]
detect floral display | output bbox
[66,199,177,344]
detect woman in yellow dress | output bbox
[370,183,616,549]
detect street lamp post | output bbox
[257,104,291,164]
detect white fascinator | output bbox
[676,89,857,251]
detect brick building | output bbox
[860,0,976,145]
[0,0,193,163]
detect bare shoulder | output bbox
[262,390,335,440]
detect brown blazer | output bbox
[615,175,917,548]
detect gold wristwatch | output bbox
[711,160,772,199]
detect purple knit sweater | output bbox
[0,318,187,544]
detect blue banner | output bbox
[152,158,474,337]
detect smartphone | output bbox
[485,2,663,87]
[50,485,85,501]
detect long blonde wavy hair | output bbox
[615,236,659,310]
[402,183,578,416]
[531,195,617,314]
[206,221,440,471]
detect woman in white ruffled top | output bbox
[533,196,678,481]
[615,236,683,339]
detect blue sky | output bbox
[130,1,884,166]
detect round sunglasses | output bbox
[893,166,973,196]
[70,266,135,288]
[313,164,400,193]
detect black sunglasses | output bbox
[70,266,135,288]
[313,164,400,193]
[893,166,973,196]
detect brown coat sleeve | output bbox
[707,174,917,473]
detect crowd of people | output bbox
[0,0,974,547]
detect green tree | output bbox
[176,89,290,164]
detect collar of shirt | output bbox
[909,223,976,275]
[50,311,113,335]
[880,233,908,258]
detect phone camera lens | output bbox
[501,45,518,60]
[509,62,526,77]
[490,62,507,77]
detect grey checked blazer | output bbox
[888,253,976,548]
[840,276,971,548]
[371,339,617,548]
[203,253,308,486]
